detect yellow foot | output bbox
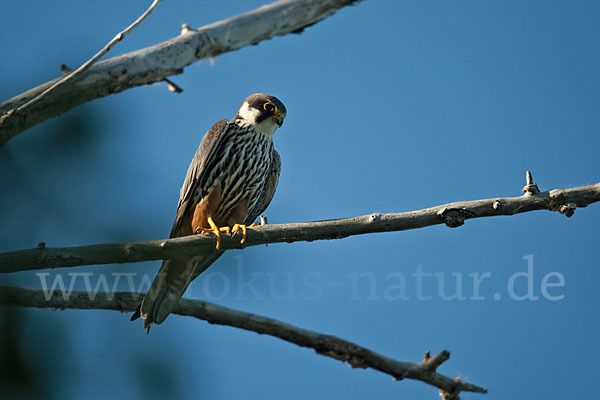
[195,217,230,249]
[231,221,260,244]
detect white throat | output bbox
[237,102,278,136]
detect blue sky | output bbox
[1,1,599,399]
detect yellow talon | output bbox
[195,217,225,249]
[231,224,248,244]
[195,218,263,249]
[231,221,261,244]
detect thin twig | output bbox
[0,286,487,396]
[0,0,362,145]
[162,78,183,93]
[6,0,161,127]
[1,181,598,273]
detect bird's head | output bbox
[234,93,287,136]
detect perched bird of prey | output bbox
[133,93,286,329]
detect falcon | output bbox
[133,93,286,329]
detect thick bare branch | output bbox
[0,0,362,146]
[1,181,598,273]
[0,286,487,396]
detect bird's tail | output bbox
[134,251,223,329]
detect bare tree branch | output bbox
[3,0,161,137]
[0,286,487,396]
[1,177,598,273]
[0,0,362,146]
[1,174,595,397]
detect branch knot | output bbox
[439,377,463,400]
[437,208,475,228]
[558,202,576,217]
[522,170,540,195]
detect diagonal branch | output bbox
[5,0,162,134]
[1,178,598,273]
[0,0,362,146]
[0,286,487,396]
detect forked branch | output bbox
[2,0,162,139]
[0,0,362,146]
[0,286,487,396]
[1,173,596,398]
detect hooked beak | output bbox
[273,111,285,127]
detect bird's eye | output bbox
[263,102,275,112]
